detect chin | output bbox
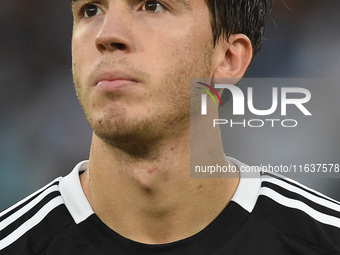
[90,110,162,153]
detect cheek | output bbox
[72,33,97,99]
[72,39,92,111]
[72,40,90,76]
[161,33,213,80]
[164,23,212,69]
[72,26,99,78]
[72,36,85,87]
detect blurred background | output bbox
[1,0,340,210]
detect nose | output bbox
[95,5,133,54]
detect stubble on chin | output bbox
[90,104,164,155]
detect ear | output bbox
[212,34,253,82]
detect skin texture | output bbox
[72,0,252,244]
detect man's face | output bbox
[72,0,216,150]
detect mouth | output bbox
[94,71,140,92]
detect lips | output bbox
[93,71,140,92]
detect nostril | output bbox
[96,41,128,53]
[113,43,127,51]
[98,44,106,51]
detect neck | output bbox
[81,110,239,244]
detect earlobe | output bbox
[212,34,253,82]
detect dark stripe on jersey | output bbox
[261,172,340,206]
[1,204,74,255]
[0,181,59,221]
[261,181,340,219]
[0,191,61,240]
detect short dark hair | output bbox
[205,0,272,58]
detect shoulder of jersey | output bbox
[0,177,69,252]
[259,171,340,229]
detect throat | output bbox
[82,133,240,244]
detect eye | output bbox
[81,4,104,18]
[142,1,166,12]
